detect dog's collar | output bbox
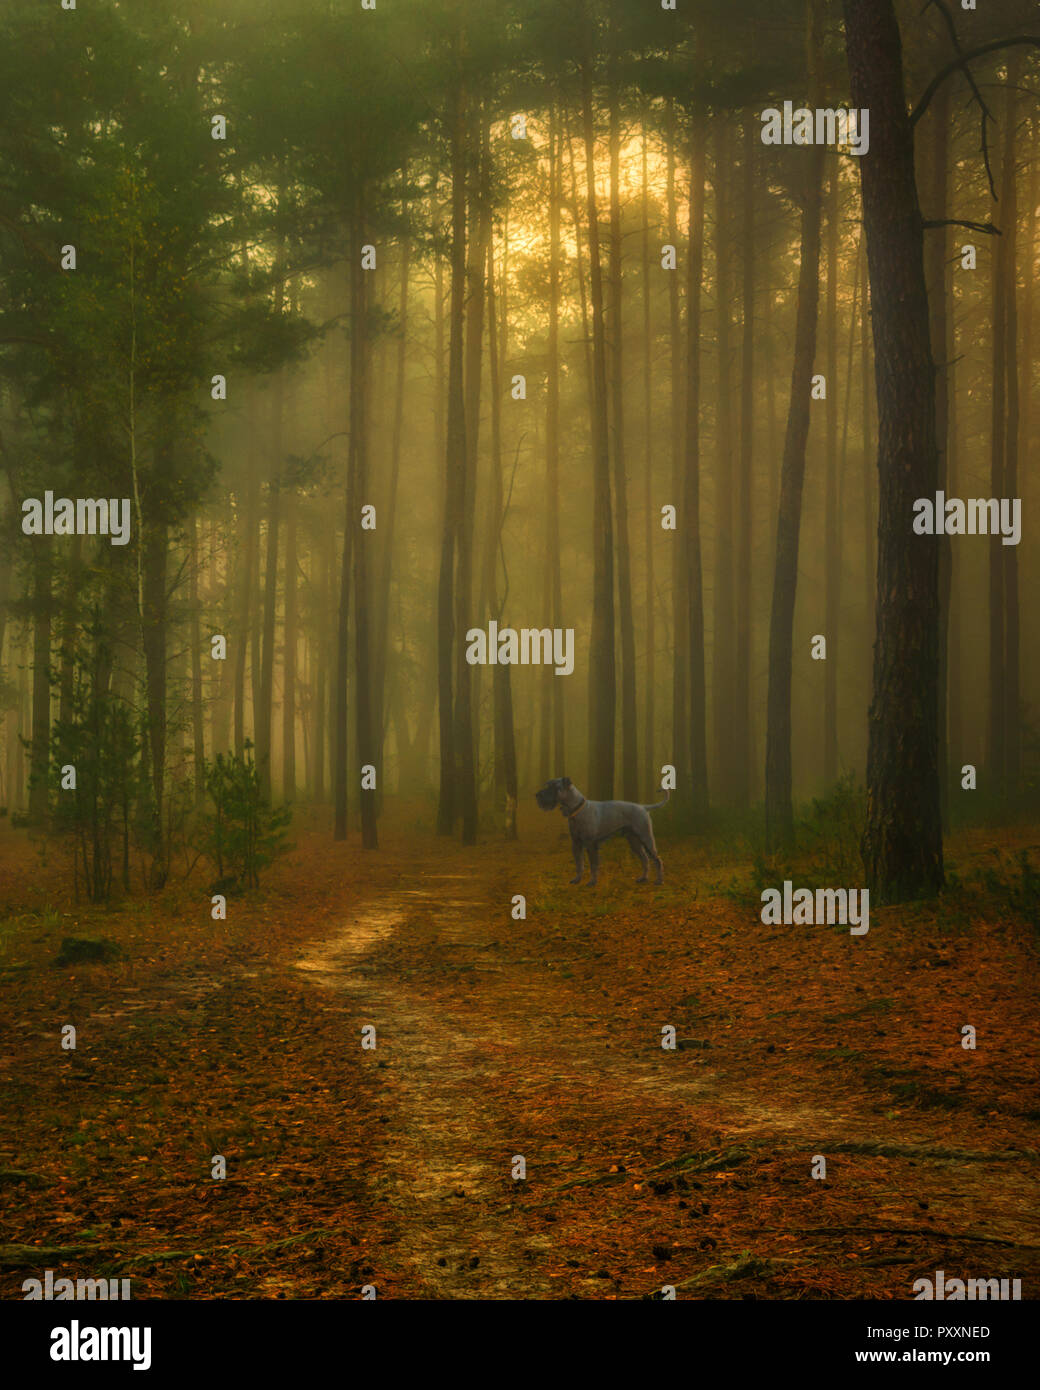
[567,797,587,819]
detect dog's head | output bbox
[535,776,572,811]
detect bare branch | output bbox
[919,0,1007,198]
[921,218,1001,235]
[911,35,1040,130]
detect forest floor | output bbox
[1,805,1039,1300]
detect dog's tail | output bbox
[642,789,671,810]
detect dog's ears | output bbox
[561,776,572,787]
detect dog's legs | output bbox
[570,839,584,885]
[587,841,599,886]
[642,833,663,884]
[624,830,650,883]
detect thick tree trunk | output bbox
[257,382,283,800]
[352,193,377,850]
[437,38,468,834]
[844,0,943,901]
[685,112,709,817]
[454,102,487,846]
[712,121,735,806]
[486,232,519,837]
[542,108,565,778]
[667,98,689,792]
[734,112,755,808]
[373,170,409,802]
[1001,70,1020,799]
[281,386,298,803]
[823,164,840,788]
[860,237,875,663]
[189,514,205,805]
[608,61,638,801]
[924,83,951,818]
[28,544,52,823]
[141,512,168,887]
[57,533,81,729]
[765,0,825,850]
[641,119,655,782]
[580,38,616,799]
[233,407,258,758]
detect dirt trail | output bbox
[291,858,1040,1298]
[295,870,557,1297]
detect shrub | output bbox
[202,742,291,890]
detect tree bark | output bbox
[436,32,468,834]
[843,0,944,901]
[641,117,655,783]
[352,187,377,850]
[542,107,566,777]
[608,47,638,801]
[823,163,840,788]
[579,26,616,799]
[685,111,709,817]
[923,83,951,818]
[1000,68,1020,799]
[734,112,755,807]
[667,97,689,793]
[28,544,52,823]
[765,0,826,850]
[712,120,735,806]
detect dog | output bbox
[535,776,668,885]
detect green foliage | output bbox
[797,773,866,883]
[980,850,1040,932]
[202,743,291,891]
[46,682,144,904]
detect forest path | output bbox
[291,843,1040,1298]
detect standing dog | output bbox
[535,776,668,885]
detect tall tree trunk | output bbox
[564,112,596,429]
[257,357,283,800]
[734,112,755,807]
[685,111,709,817]
[141,511,169,887]
[257,200,286,798]
[333,492,352,839]
[860,236,875,664]
[189,514,205,805]
[543,107,565,776]
[373,168,410,801]
[765,0,826,850]
[667,97,689,792]
[57,533,81,729]
[1018,115,1036,719]
[580,28,616,799]
[823,163,840,789]
[924,83,951,818]
[1001,68,1020,800]
[844,0,943,901]
[712,120,736,805]
[437,35,468,834]
[233,401,258,759]
[608,51,637,801]
[454,100,487,846]
[641,118,655,782]
[486,229,519,836]
[312,517,331,801]
[281,482,297,801]
[988,115,1008,797]
[28,544,52,823]
[352,188,377,850]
